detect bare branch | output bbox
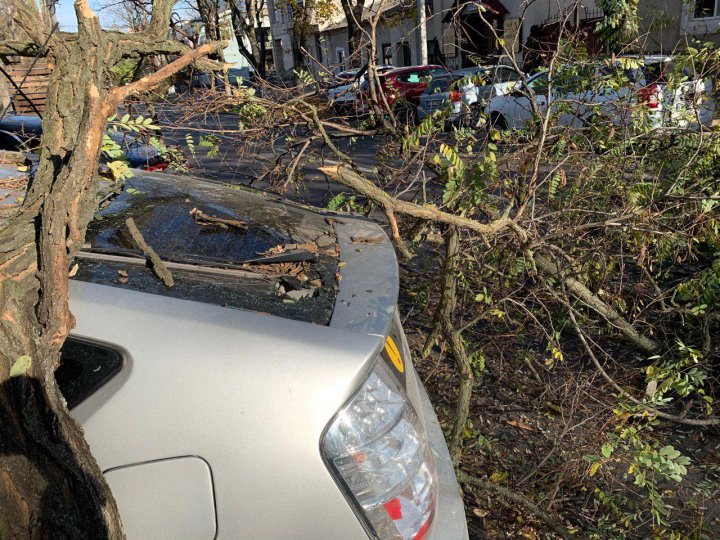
[319,165,512,237]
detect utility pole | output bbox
[417,0,427,64]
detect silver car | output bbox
[54,170,468,539]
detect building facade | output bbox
[267,0,719,78]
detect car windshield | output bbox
[643,60,673,84]
[425,77,457,94]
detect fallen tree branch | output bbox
[567,305,719,426]
[456,470,572,539]
[106,42,226,108]
[319,165,511,236]
[126,217,174,287]
[534,254,659,355]
[382,208,413,261]
[190,208,248,231]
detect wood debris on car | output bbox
[190,207,248,231]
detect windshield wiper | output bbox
[79,246,318,267]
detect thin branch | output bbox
[457,470,572,539]
[566,305,719,426]
[319,165,512,237]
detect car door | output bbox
[511,72,549,129]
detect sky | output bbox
[54,0,113,31]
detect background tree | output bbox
[595,0,640,49]
[228,0,268,78]
[339,0,365,67]
[0,0,221,535]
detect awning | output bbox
[442,0,508,22]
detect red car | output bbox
[355,65,450,112]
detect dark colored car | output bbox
[0,114,178,171]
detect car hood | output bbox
[75,171,341,325]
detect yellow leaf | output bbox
[10,355,31,378]
[589,462,601,477]
[490,471,508,483]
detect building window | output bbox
[382,44,393,65]
[694,0,719,18]
[336,48,347,68]
[401,42,412,67]
[427,39,442,65]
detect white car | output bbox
[484,57,716,131]
[328,66,394,112]
[0,167,470,540]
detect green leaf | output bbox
[601,444,613,458]
[10,355,31,377]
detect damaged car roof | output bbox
[75,171,340,325]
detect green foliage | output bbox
[594,0,640,48]
[326,193,366,213]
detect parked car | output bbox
[328,65,395,113]
[0,114,180,171]
[191,67,255,89]
[484,57,716,131]
[453,65,524,123]
[0,163,470,539]
[380,65,451,107]
[352,65,450,123]
[417,74,465,124]
[417,66,524,126]
[640,55,716,129]
[0,114,42,150]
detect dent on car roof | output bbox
[73,172,341,325]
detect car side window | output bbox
[497,68,521,83]
[398,72,421,83]
[527,72,548,92]
[55,338,124,409]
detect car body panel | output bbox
[105,456,217,540]
[54,169,468,539]
[71,279,378,539]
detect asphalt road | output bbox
[154,102,387,208]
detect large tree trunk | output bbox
[229,0,266,79]
[0,0,220,534]
[0,24,123,537]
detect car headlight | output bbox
[322,359,437,539]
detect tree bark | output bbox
[0,16,125,537]
[229,0,267,78]
[0,0,221,534]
